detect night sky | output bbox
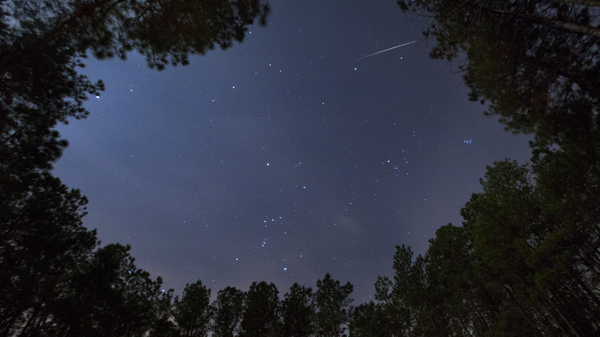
[53,0,532,302]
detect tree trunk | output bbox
[456,0,600,39]
[557,0,600,7]
[549,19,600,38]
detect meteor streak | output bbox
[357,40,416,61]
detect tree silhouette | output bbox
[348,301,388,337]
[4,241,171,337]
[0,0,271,335]
[174,280,212,337]
[281,283,316,337]
[462,160,600,335]
[0,174,96,336]
[211,286,246,337]
[1,0,271,184]
[315,273,354,337]
[387,3,600,331]
[373,245,424,336]
[61,243,171,337]
[398,0,600,150]
[149,289,179,337]
[239,281,281,337]
[364,160,600,336]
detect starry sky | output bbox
[53,0,532,302]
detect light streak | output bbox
[357,40,416,61]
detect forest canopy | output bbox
[1,0,599,336]
[369,0,600,335]
[398,0,600,150]
[0,0,271,335]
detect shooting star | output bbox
[357,40,416,61]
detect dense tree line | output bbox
[0,0,270,335]
[350,159,600,336]
[145,274,354,337]
[346,1,600,336]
